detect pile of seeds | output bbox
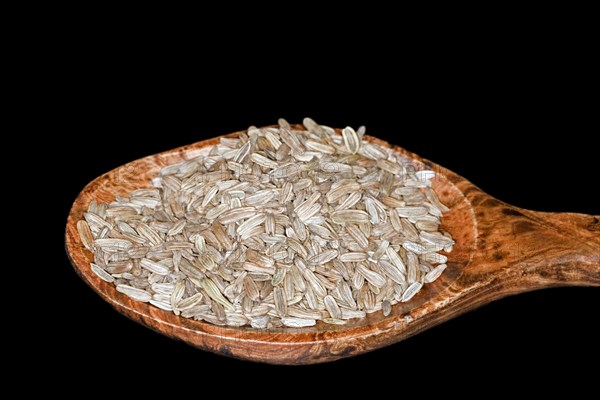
[78,118,454,328]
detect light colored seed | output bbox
[251,153,279,169]
[338,281,356,309]
[246,249,275,268]
[356,263,387,288]
[352,268,365,289]
[194,235,206,253]
[291,217,307,241]
[378,260,406,284]
[420,231,456,247]
[381,196,405,208]
[279,128,305,154]
[395,206,429,218]
[288,307,322,320]
[400,219,420,242]
[271,266,287,286]
[287,239,308,258]
[382,300,392,316]
[331,210,369,224]
[77,220,95,250]
[251,315,270,329]
[149,299,173,311]
[309,249,338,265]
[425,187,449,212]
[336,191,362,210]
[324,295,342,319]
[321,318,346,325]
[319,161,353,174]
[140,258,170,275]
[83,212,112,232]
[290,264,307,292]
[233,141,252,163]
[281,317,316,328]
[302,268,327,297]
[424,263,448,283]
[177,293,203,310]
[305,139,336,154]
[243,261,276,275]
[401,282,423,302]
[90,263,114,282]
[376,159,404,175]
[274,287,287,317]
[345,224,369,249]
[94,238,133,252]
[152,283,174,295]
[341,309,367,319]
[237,213,266,238]
[170,281,185,312]
[296,203,321,222]
[270,162,299,179]
[116,284,151,302]
[217,207,256,224]
[135,223,162,246]
[105,261,132,274]
[402,241,428,255]
[407,253,419,283]
[200,278,235,312]
[372,240,390,261]
[339,252,368,262]
[364,197,380,224]
[342,126,360,154]
[205,203,230,220]
[422,253,448,264]
[416,220,440,231]
[326,182,361,203]
[385,246,406,273]
[166,220,186,236]
[226,313,248,327]
[294,191,321,215]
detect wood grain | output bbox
[65,126,600,364]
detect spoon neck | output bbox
[522,210,600,287]
[466,204,600,291]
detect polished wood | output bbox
[65,126,600,364]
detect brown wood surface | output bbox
[65,126,600,365]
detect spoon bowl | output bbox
[65,126,600,364]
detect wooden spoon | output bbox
[65,126,600,365]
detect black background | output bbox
[47,53,598,392]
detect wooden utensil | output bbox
[65,126,600,365]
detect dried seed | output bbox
[424,263,448,283]
[340,252,368,262]
[401,282,423,302]
[309,249,338,265]
[217,207,256,224]
[90,263,114,282]
[116,284,151,302]
[385,246,407,274]
[324,295,342,319]
[200,278,235,312]
[356,263,387,288]
[342,126,360,154]
[77,220,95,251]
[140,258,170,275]
[331,210,369,224]
[274,287,287,317]
[281,317,316,328]
[382,300,392,316]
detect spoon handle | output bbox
[463,202,600,294]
